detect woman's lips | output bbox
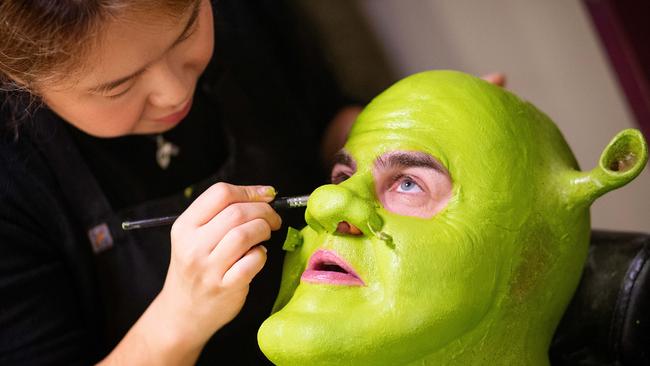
[153,97,193,125]
[301,250,365,286]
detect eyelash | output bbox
[103,66,151,99]
[331,172,350,184]
[175,25,197,45]
[390,174,424,193]
[105,87,133,100]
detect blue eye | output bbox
[396,177,423,193]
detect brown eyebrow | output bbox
[172,0,201,46]
[375,151,446,172]
[88,0,201,94]
[332,150,356,169]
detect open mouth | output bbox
[301,250,365,286]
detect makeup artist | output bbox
[0,0,358,364]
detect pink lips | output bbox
[301,250,365,286]
[154,97,193,125]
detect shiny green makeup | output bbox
[258,71,647,365]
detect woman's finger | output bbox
[175,183,276,228]
[208,218,272,276]
[194,202,281,253]
[221,245,268,288]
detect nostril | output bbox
[336,221,363,236]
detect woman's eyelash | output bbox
[103,66,150,99]
[106,87,132,99]
[175,23,198,46]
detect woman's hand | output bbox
[100,183,280,366]
[161,183,281,342]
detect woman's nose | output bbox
[147,61,189,108]
[305,184,383,237]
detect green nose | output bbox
[305,183,384,237]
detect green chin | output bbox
[259,288,382,365]
[259,221,499,366]
[259,281,492,366]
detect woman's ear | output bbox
[566,129,648,206]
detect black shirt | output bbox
[0,0,346,364]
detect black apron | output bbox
[35,69,320,364]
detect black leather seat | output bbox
[550,231,650,365]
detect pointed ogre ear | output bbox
[567,129,647,205]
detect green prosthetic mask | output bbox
[258,71,648,365]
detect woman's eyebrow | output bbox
[173,0,201,45]
[87,0,201,94]
[375,152,445,172]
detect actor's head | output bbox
[258,71,647,365]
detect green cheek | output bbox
[259,70,648,366]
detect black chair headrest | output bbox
[551,230,650,365]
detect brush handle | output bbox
[121,215,179,230]
[121,195,310,231]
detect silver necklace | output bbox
[155,134,180,169]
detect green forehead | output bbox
[352,70,522,138]
[346,71,577,177]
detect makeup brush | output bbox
[121,194,309,230]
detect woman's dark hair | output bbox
[0,0,196,131]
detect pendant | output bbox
[155,134,180,169]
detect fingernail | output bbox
[259,245,268,253]
[258,186,277,198]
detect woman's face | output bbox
[40,0,214,137]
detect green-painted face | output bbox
[259,71,647,365]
